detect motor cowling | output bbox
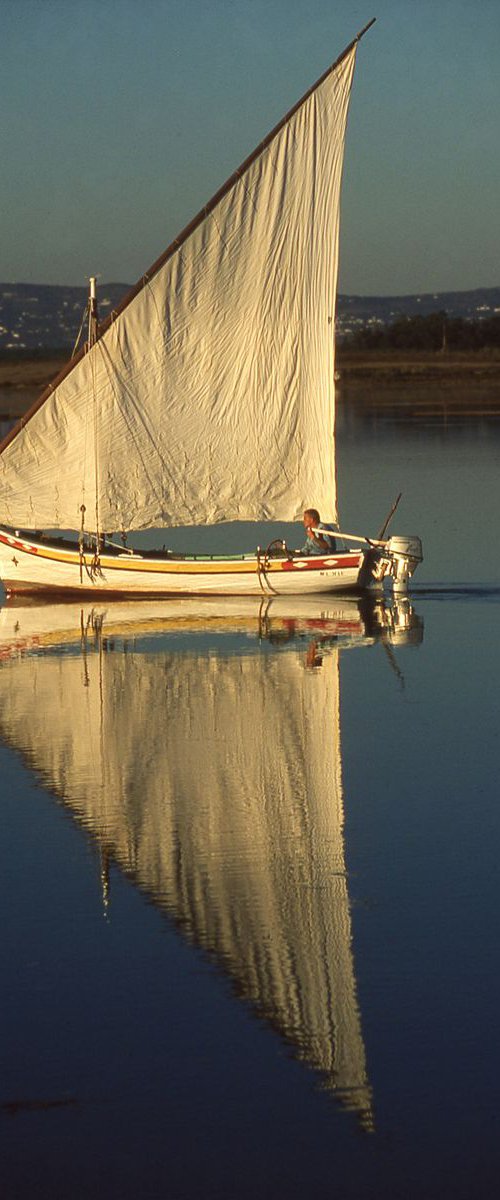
[386,535,423,563]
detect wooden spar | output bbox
[312,528,388,548]
[101,17,377,333]
[0,19,376,459]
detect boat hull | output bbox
[0,529,375,597]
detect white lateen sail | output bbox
[0,47,356,534]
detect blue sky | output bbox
[2,0,499,294]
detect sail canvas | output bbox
[0,47,356,534]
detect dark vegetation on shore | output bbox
[343,310,500,353]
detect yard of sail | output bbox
[0,615,372,1126]
[0,47,356,534]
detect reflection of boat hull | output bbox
[0,528,379,597]
[0,592,423,661]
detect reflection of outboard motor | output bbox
[359,594,424,646]
[386,536,423,593]
[383,597,424,646]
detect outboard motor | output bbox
[386,535,423,593]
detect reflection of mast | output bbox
[99,846,111,920]
[0,624,373,1128]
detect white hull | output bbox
[0,528,377,598]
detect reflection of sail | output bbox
[0,601,378,1127]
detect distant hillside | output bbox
[336,287,500,340]
[0,282,129,353]
[1,281,499,353]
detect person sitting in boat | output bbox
[300,509,337,555]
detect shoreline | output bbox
[337,350,500,388]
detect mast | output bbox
[88,276,101,543]
[88,275,99,349]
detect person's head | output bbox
[303,508,320,530]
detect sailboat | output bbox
[0,20,422,599]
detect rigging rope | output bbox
[71,301,89,358]
[256,546,279,595]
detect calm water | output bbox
[1,397,500,1199]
